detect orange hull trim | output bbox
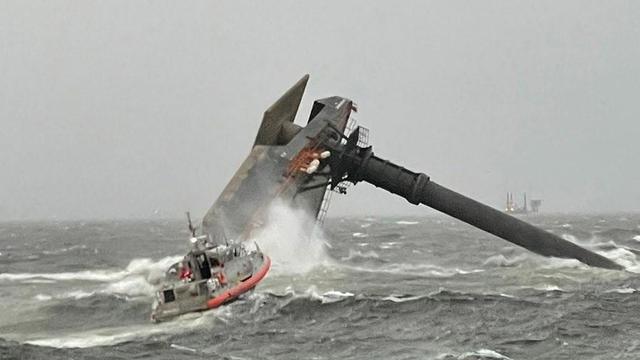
[206,256,271,309]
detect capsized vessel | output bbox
[151,75,351,321]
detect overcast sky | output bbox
[1,1,639,221]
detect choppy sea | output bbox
[1,213,640,359]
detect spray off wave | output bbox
[250,201,331,274]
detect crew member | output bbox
[179,262,192,281]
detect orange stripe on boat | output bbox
[206,256,271,309]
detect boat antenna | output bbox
[186,211,197,237]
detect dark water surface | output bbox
[1,214,640,359]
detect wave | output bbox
[395,220,419,225]
[22,286,534,350]
[24,303,225,349]
[379,241,401,249]
[482,254,528,268]
[437,348,513,360]
[41,244,88,255]
[0,256,180,284]
[340,249,381,262]
[33,290,95,301]
[337,261,484,279]
[605,287,636,294]
[0,270,127,282]
[259,287,529,315]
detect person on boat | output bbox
[178,261,192,281]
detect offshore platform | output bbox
[505,192,542,214]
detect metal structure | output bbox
[200,75,621,271]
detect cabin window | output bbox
[196,253,212,279]
[163,289,176,303]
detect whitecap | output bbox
[352,232,368,238]
[299,286,355,304]
[340,249,380,261]
[25,307,220,348]
[605,288,636,294]
[395,220,419,225]
[379,241,400,250]
[0,270,127,282]
[459,349,513,360]
[21,279,56,284]
[0,255,181,284]
[382,294,426,303]
[104,276,156,297]
[342,262,483,278]
[64,290,95,299]
[170,344,197,353]
[632,235,640,242]
[319,290,355,303]
[42,244,87,255]
[532,285,565,292]
[483,254,527,267]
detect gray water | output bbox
[1,213,640,359]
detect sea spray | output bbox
[250,200,330,274]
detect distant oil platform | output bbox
[505,192,542,214]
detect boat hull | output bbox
[151,252,271,322]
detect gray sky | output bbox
[1,1,639,220]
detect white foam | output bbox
[104,276,156,297]
[343,262,483,278]
[42,244,87,255]
[251,201,330,274]
[303,286,354,304]
[632,235,640,242]
[605,288,636,294]
[352,232,368,238]
[598,247,638,273]
[382,294,426,303]
[459,349,513,360]
[21,279,56,284]
[533,285,565,292]
[170,344,197,353]
[25,307,221,348]
[483,254,527,267]
[65,290,95,299]
[0,256,180,285]
[395,220,419,225]
[437,349,513,360]
[340,249,380,261]
[0,270,127,282]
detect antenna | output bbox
[186,211,196,237]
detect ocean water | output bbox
[1,214,640,359]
